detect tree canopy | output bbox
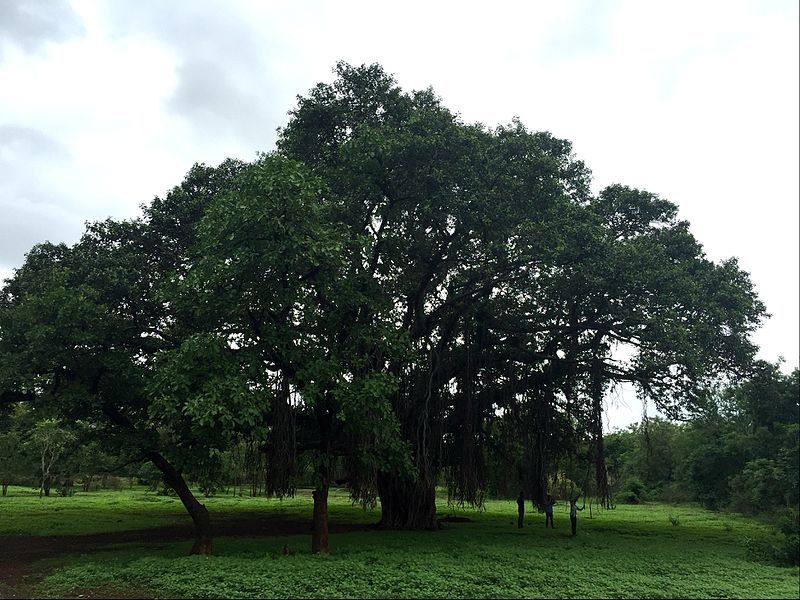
[0,62,771,555]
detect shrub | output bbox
[743,519,798,567]
[619,478,647,504]
[56,484,75,497]
[775,507,799,566]
[102,476,122,490]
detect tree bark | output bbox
[311,486,330,554]
[376,357,443,531]
[376,472,438,530]
[145,450,213,555]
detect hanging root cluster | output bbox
[266,375,296,498]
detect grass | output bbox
[0,485,369,535]
[0,485,187,535]
[1,486,797,598]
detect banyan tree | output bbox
[1,62,766,551]
[277,62,765,523]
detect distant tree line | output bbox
[604,361,798,564]
[0,63,768,555]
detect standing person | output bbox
[544,494,557,528]
[570,497,584,536]
[517,491,525,528]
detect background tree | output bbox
[0,429,28,496]
[0,160,247,554]
[603,362,798,563]
[279,62,766,523]
[27,419,75,497]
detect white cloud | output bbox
[0,0,84,58]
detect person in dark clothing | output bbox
[570,497,584,536]
[544,494,557,528]
[517,491,525,528]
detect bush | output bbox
[156,485,177,497]
[102,475,122,490]
[775,507,799,566]
[781,533,800,566]
[743,523,798,566]
[136,463,163,491]
[618,478,646,504]
[56,484,75,497]
[743,534,779,563]
[661,482,692,504]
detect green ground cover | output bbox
[0,485,369,536]
[2,487,797,598]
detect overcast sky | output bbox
[1,0,797,429]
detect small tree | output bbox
[27,419,75,497]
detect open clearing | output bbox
[0,487,797,599]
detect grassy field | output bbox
[1,486,798,598]
[0,484,351,536]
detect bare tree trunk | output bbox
[40,450,48,497]
[145,451,213,555]
[101,404,214,555]
[311,485,330,554]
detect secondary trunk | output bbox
[146,451,213,555]
[590,357,611,508]
[311,485,330,554]
[525,372,555,509]
[376,358,444,531]
[377,472,438,530]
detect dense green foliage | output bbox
[606,362,799,564]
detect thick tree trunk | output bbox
[311,486,330,554]
[376,356,445,531]
[376,472,438,530]
[146,451,213,555]
[527,438,548,509]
